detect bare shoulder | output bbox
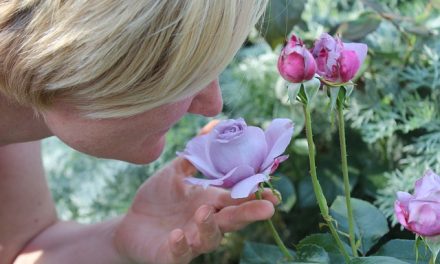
[0,141,57,263]
[0,141,43,175]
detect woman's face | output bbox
[43,79,223,164]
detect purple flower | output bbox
[311,33,368,84]
[395,170,440,237]
[178,118,294,199]
[277,34,317,83]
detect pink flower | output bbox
[178,118,294,199]
[277,34,317,83]
[311,33,368,84]
[394,170,440,237]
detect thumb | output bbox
[173,157,197,176]
[198,120,220,135]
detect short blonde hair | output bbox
[0,0,267,118]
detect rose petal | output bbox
[261,119,294,170]
[407,201,440,236]
[210,126,267,174]
[184,177,225,189]
[214,118,247,143]
[396,191,412,208]
[270,155,289,174]
[178,134,222,179]
[184,167,239,189]
[343,42,368,66]
[278,45,316,83]
[230,174,269,199]
[394,200,409,229]
[339,49,360,82]
[221,165,255,188]
[414,170,440,198]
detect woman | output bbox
[0,1,278,263]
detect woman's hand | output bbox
[113,123,279,264]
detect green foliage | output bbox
[293,244,330,263]
[258,0,306,49]
[272,174,297,213]
[297,233,351,263]
[330,197,389,255]
[374,239,435,264]
[344,3,440,223]
[240,242,333,264]
[240,242,295,264]
[349,256,409,264]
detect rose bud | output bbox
[395,170,440,237]
[277,34,317,83]
[178,118,294,199]
[312,33,368,84]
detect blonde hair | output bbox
[0,0,267,118]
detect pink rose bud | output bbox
[394,170,440,237]
[277,34,317,83]
[312,33,368,83]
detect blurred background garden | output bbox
[42,0,440,263]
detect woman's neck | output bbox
[0,93,53,146]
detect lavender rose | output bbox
[395,170,440,236]
[178,118,294,199]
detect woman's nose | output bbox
[188,79,223,117]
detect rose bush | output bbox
[277,34,317,83]
[178,118,294,199]
[311,33,368,84]
[395,170,440,237]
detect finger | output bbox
[194,205,223,253]
[215,188,280,208]
[173,157,197,176]
[168,229,193,264]
[198,120,220,135]
[215,199,275,233]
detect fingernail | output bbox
[202,208,213,223]
[176,234,185,244]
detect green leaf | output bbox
[344,84,354,98]
[329,87,340,113]
[375,239,433,264]
[330,196,389,255]
[292,138,309,156]
[288,83,302,104]
[424,236,440,263]
[272,174,297,212]
[349,256,410,264]
[334,12,382,41]
[258,0,306,49]
[304,78,321,103]
[240,241,295,264]
[295,244,330,263]
[297,162,359,208]
[298,233,352,263]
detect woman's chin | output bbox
[127,136,167,164]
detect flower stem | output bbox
[302,104,351,263]
[256,190,294,261]
[336,100,358,257]
[429,256,435,264]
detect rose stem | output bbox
[303,103,351,262]
[255,190,294,261]
[336,98,358,257]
